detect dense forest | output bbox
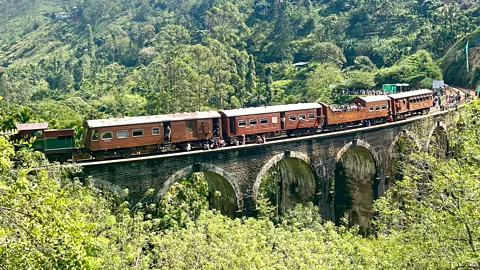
[1,100,479,269]
[0,0,479,131]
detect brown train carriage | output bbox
[219,103,322,143]
[320,96,390,128]
[83,111,221,158]
[388,89,433,120]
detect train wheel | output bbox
[121,149,132,158]
[93,152,106,161]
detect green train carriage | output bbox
[14,123,76,162]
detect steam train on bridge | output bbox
[13,89,434,161]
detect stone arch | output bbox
[253,151,312,200]
[253,151,317,215]
[426,121,449,157]
[158,163,241,217]
[385,130,420,188]
[92,179,125,197]
[335,139,380,166]
[387,129,420,155]
[334,139,380,235]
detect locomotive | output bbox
[12,89,434,161]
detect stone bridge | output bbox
[80,109,456,231]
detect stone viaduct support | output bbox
[80,111,454,226]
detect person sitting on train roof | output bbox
[256,136,263,144]
[262,135,266,143]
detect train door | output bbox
[213,118,220,138]
[280,112,286,130]
[164,122,171,142]
[229,117,235,136]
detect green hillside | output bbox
[0,0,479,130]
[440,27,480,88]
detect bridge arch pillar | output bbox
[333,139,382,234]
[158,163,242,217]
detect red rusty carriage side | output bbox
[320,95,390,128]
[219,103,323,143]
[83,111,221,159]
[388,89,433,120]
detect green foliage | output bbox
[156,172,209,230]
[306,63,344,103]
[2,101,480,268]
[376,50,442,87]
[0,0,477,131]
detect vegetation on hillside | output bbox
[1,101,480,269]
[0,0,479,131]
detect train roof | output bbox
[354,96,391,102]
[387,89,433,99]
[86,111,221,128]
[219,103,322,117]
[16,122,49,131]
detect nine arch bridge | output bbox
[79,109,454,231]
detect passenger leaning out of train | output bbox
[395,101,401,111]
[165,126,171,142]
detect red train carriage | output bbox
[320,95,390,129]
[219,103,323,144]
[388,89,433,120]
[83,111,221,159]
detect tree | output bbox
[309,42,346,66]
[374,102,480,268]
[264,65,273,105]
[306,63,344,103]
[345,70,376,89]
[245,54,256,100]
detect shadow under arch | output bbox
[426,122,449,157]
[334,139,380,235]
[385,129,421,188]
[253,151,312,200]
[253,151,317,214]
[158,163,241,218]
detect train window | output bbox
[101,132,113,140]
[308,113,315,119]
[33,130,44,138]
[187,121,194,133]
[272,117,278,124]
[249,119,258,125]
[117,130,128,138]
[298,114,306,120]
[289,114,297,121]
[381,104,387,110]
[369,106,374,112]
[152,127,160,135]
[260,118,268,124]
[132,129,143,137]
[238,120,246,127]
[91,130,99,141]
[375,105,380,111]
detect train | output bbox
[12,89,434,161]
